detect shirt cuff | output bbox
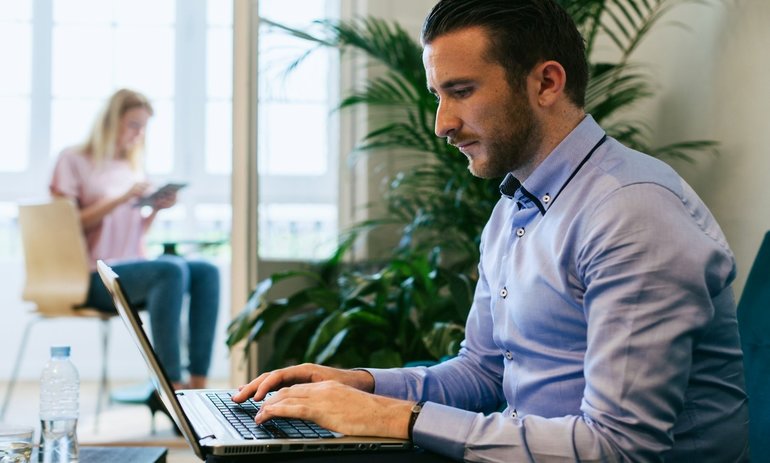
[412,401,475,461]
[362,367,410,399]
[363,367,473,460]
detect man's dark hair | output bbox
[421,0,588,108]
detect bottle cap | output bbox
[50,345,71,357]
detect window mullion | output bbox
[174,0,206,238]
[175,0,207,182]
[29,0,53,179]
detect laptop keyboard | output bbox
[206,392,336,440]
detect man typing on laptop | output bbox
[98,260,413,460]
[232,0,750,461]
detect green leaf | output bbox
[305,309,358,364]
[368,349,403,368]
[313,328,350,365]
[267,308,326,371]
[423,322,465,359]
[245,290,313,345]
[650,139,718,163]
[443,270,474,321]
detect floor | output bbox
[1,379,230,463]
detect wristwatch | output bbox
[408,401,426,441]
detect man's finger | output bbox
[256,399,315,426]
[232,372,271,401]
[251,366,319,400]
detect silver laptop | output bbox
[96,260,412,459]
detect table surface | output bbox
[204,447,453,462]
[33,446,168,463]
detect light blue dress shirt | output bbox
[368,116,749,462]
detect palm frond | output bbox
[262,17,425,92]
[648,140,719,163]
[602,120,653,150]
[339,73,421,108]
[586,65,654,123]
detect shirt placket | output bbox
[497,196,540,416]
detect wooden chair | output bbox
[737,231,770,459]
[0,199,114,430]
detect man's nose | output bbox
[434,100,460,139]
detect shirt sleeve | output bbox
[370,182,738,462]
[367,216,505,409]
[573,182,736,459]
[49,149,83,201]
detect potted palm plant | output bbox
[227,0,716,371]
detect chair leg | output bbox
[0,318,37,420]
[93,318,111,432]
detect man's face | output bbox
[423,26,542,179]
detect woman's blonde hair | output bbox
[81,88,154,171]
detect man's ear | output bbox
[529,60,567,108]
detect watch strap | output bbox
[408,400,426,441]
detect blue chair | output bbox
[737,231,770,459]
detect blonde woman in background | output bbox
[49,89,220,400]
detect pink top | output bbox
[50,147,147,269]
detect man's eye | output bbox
[453,88,471,98]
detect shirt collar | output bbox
[499,115,606,214]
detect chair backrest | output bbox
[736,231,770,459]
[18,198,92,316]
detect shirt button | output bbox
[505,351,513,360]
[516,227,525,237]
[542,194,551,203]
[499,287,508,298]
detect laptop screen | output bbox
[96,260,205,458]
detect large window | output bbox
[0,2,32,175]
[0,0,341,262]
[257,0,340,260]
[0,0,233,258]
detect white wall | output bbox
[632,0,770,296]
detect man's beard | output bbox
[470,95,542,179]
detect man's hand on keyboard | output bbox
[255,379,413,439]
[231,363,412,439]
[232,363,374,403]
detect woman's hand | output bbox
[151,189,177,210]
[121,181,152,203]
[77,181,151,229]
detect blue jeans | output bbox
[86,255,220,383]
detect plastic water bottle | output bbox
[39,346,79,463]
